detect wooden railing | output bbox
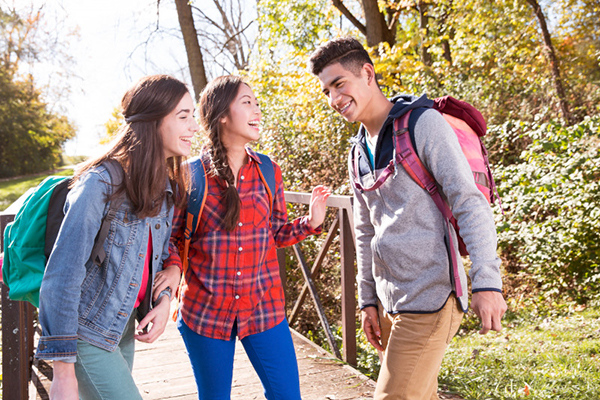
[277,192,356,364]
[0,191,356,399]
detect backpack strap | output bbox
[351,142,396,192]
[181,156,208,272]
[90,160,126,267]
[255,153,276,220]
[393,113,463,297]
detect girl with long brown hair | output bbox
[165,75,331,399]
[35,75,198,400]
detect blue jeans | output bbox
[74,313,142,400]
[177,315,302,400]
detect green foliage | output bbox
[101,107,124,144]
[0,7,76,178]
[367,0,600,124]
[0,70,75,178]
[495,116,600,304]
[248,0,356,194]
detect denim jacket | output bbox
[35,163,174,362]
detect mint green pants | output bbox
[74,313,143,400]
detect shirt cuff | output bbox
[35,335,78,363]
[301,216,323,235]
[164,253,183,271]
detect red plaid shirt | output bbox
[165,148,321,340]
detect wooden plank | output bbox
[131,318,375,400]
[283,192,353,209]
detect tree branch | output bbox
[331,0,366,35]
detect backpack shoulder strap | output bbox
[394,112,463,297]
[407,107,430,158]
[184,156,208,240]
[255,152,276,214]
[90,160,126,267]
[179,156,208,272]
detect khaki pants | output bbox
[374,295,464,400]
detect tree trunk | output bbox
[439,0,453,65]
[417,1,432,66]
[174,0,208,101]
[525,0,572,123]
[359,0,395,47]
[331,0,395,47]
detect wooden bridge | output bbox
[1,191,376,399]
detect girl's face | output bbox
[220,84,261,146]
[158,92,199,159]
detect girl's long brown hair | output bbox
[198,75,246,231]
[73,75,190,218]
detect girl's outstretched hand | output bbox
[308,185,331,230]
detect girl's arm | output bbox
[270,163,330,247]
[50,361,79,400]
[153,204,182,302]
[37,169,110,363]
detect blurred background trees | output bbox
[0,5,76,178]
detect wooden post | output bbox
[277,248,287,306]
[339,206,357,365]
[1,211,34,400]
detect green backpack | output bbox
[2,161,124,307]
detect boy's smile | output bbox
[318,62,368,123]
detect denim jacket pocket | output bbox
[109,208,142,247]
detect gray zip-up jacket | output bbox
[350,95,502,314]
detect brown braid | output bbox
[199,75,247,231]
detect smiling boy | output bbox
[309,37,507,399]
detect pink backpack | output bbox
[352,96,501,297]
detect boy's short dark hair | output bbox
[309,36,374,76]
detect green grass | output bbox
[438,306,600,399]
[0,168,73,211]
[352,304,600,399]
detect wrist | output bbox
[53,360,76,377]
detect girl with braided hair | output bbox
[165,75,331,399]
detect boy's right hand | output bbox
[50,360,79,400]
[361,306,384,351]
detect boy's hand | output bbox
[361,306,384,351]
[308,185,331,230]
[471,291,507,334]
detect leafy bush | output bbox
[495,116,600,304]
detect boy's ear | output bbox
[363,63,376,86]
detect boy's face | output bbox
[318,62,371,124]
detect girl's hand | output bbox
[135,295,171,343]
[308,185,331,230]
[50,361,79,400]
[153,264,181,302]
